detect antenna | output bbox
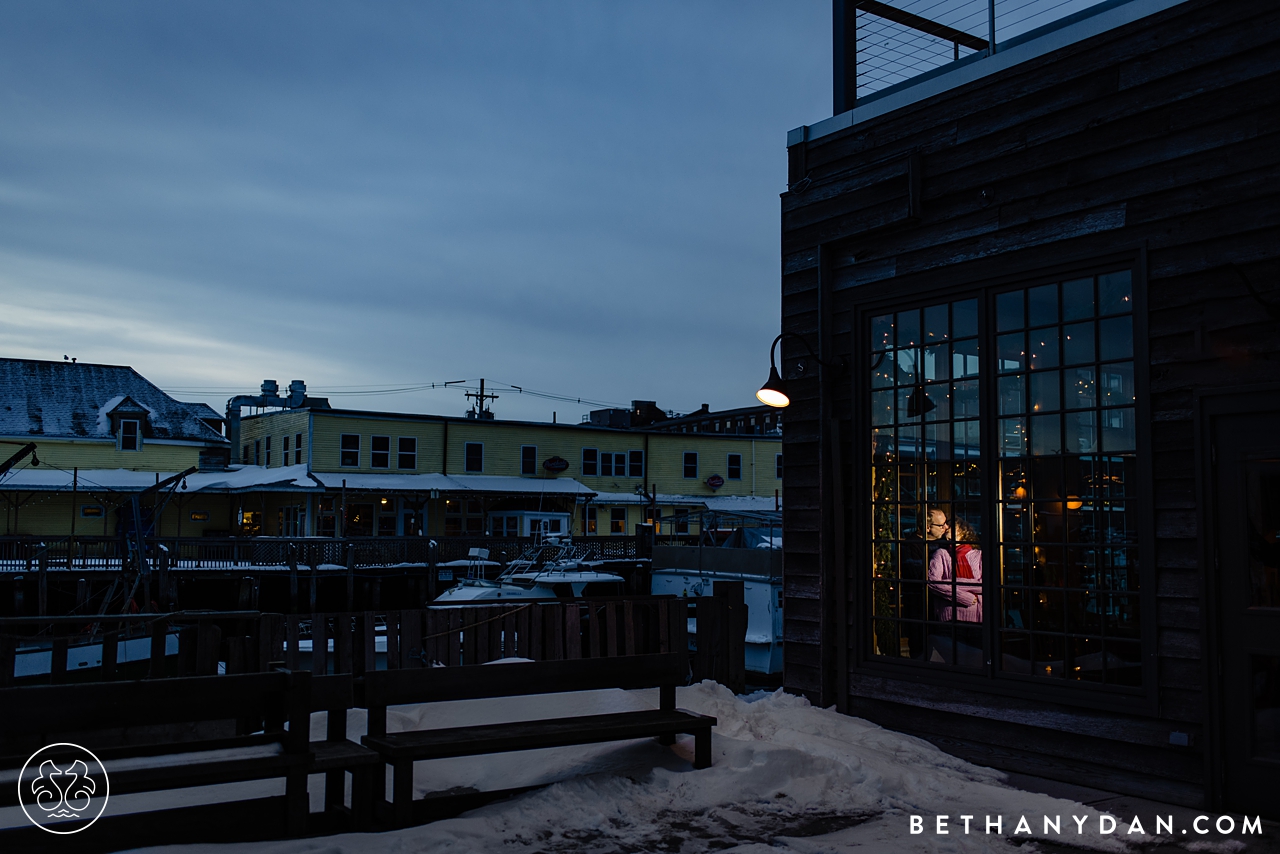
[465,378,499,420]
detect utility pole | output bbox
[465,379,499,420]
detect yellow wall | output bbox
[1,491,237,537]
[6,437,205,473]
[238,409,312,468]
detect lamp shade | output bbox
[756,365,790,408]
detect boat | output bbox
[434,537,625,602]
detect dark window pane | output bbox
[1101,407,1136,453]
[952,338,980,378]
[1099,315,1133,360]
[923,344,949,381]
[1062,321,1095,365]
[953,420,980,458]
[1033,632,1065,676]
[1067,590,1102,634]
[924,304,949,341]
[1099,362,1134,406]
[999,374,1025,415]
[871,390,895,426]
[997,290,1024,331]
[871,314,894,350]
[1028,283,1058,327]
[1065,367,1096,409]
[871,352,894,388]
[1246,468,1280,608]
[923,384,949,421]
[894,349,919,385]
[1000,418,1027,457]
[1030,456,1064,501]
[1001,631,1032,672]
[1065,411,1098,454]
[1032,545,1065,586]
[1003,547,1028,585]
[1028,327,1060,370]
[1002,461,1028,502]
[872,467,897,502]
[1106,594,1140,637]
[1098,270,1132,315]
[953,380,980,419]
[953,299,978,338]
[1030,371,1061,414]
[1106,546,1138,591]
[1070,637,1107,682]
[1066,544,1099,587]
[997,332,1025,373]
[1030,413,1062,456]
[1003,502,1030,541]
[1062,277,1094,321]
[872,428,894,461]
[897,309,921,347]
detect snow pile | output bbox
[134,682,1145,854]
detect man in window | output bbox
[927,511,982,622]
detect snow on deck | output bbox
[116,682,1137,853]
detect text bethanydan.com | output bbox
[909,814,1264,837]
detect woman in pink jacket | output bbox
[928,514,983,623]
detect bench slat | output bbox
[362,652,688,707]
[364,709,716,761]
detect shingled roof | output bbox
[0,358,227,443]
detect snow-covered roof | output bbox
[701,495,782,513]
[0,466,319,494]
[311,472,457,492]
[590,491,710,507]
[0,359,225,443]
[447,475,595,497]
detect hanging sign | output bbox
[543,456,570,473]
[705,474,725,489]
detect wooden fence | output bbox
[0,534,648,572]
[0,584,749,692]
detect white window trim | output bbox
[683,451,698,479]
[339,433,360,468]
[397,436,417,470]
[371,434,391,469]
[464,442,484,473]
[118,419,142,452]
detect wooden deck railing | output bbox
[0,584,749,692]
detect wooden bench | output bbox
[0,670,312,841]
[360,651,716,826]
[308,673,381,830]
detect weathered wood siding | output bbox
[780,0,1279,804]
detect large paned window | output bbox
[867,270,1140,690]
[398,437,416,469]
[340,434,360,467]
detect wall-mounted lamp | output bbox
[756,332,846,408]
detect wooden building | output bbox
[237,405,782,539]
[780,0,1278,815]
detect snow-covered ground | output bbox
[115,680,1228,854]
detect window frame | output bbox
[265,435,272,467]
[339,434,360,468]
[628,450,644,478]
[118,419,141,452]
[371,435,391,469]
[521,445,537,476]
[683,451,698,479]
[464,442,483,473]
[283,435,290,466]
[776,453,783,480]
[727,453,742,480]
[295,432,304,466]
[398,436,417,470]
[848,253,1155,715]
[609,507,627,535]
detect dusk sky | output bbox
[0,2,832,423]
